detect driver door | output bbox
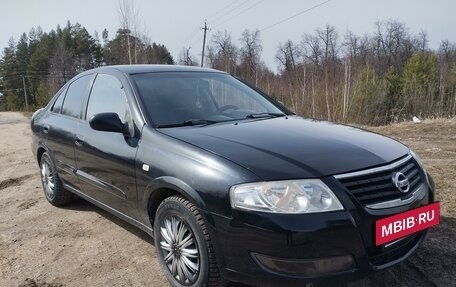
[74,73,140,219]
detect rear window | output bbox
[61,75,91,118]
[51,87,67,114]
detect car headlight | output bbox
[230,179,344,214]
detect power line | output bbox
[177,27,201,49]
[0,88,23,93]
[1,75,48,81]
[188,33,203,52]
[206,0,240,21]
[260,0,332,32]
[212,0,264,29]
[211,0,251,26]
[178,0,242,49]
[0,70,52,77]
[1,74,69,82]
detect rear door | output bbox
[44,74,93,190]
[74,73,140,218]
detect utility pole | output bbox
[201,20,209,67]
[22,76,29,111]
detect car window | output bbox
[86,74,129,123]
[206,78,268,113]
[51,87,67,114]
[132,72,283,127]
[61,75,91,118]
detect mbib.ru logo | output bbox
[376,202,439,246]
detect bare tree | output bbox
[202,22,456,125]
[208,30,238,73]
[317,25,338,62]
[49,41,75,86]
[239,29,263,85]
[118,0,140,64]
[317,25,339,121]
[416,30,429,52]
[341,30,364,121]
[302,33,322,66]
[437,40,456,116]
[276,40,300,72]
[178,46,197,66]
[301,34,324,117]
[373,20,415,73]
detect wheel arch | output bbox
[143,176,208,225]
[147,187,179,225]
[36,146,47,167]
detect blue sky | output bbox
[2,0,455,69]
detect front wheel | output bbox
[153,196,225,287]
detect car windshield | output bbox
[131,72,285,127]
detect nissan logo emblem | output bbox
[392,172,410,193]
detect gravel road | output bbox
[0,112,454,287]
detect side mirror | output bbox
[89,113,125,134]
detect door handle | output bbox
[43,125,50,134]
[75,136,85,147]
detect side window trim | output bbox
[85,73,131,122]
[82,73,98,121]
[50,86,68,114]
[60,74,94,119]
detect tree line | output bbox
[1,19,455,126]
[204,20,456,125]
[0,21,173,111]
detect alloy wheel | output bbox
[159,215,200,285]
[41,159,55,200]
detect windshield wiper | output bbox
[157,119,218,128]
[245,112,286,119]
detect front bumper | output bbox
[208,175,435,287]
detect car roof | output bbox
[86,64,225,75]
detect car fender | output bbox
[140,175,208,223]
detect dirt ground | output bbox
[0,112,455,287]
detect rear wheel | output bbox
[40,152,73,206]
[154,196,225,287]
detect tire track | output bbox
[0,174,35,190]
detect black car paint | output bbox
[31,65,435,286]
[159,116,410,180]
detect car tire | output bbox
[40,152,73,206]
[154,196,225,287]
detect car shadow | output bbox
[60,196,456,286]
[60,195,154,245]
[61,195,252,287]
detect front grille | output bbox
[335,155,423,207]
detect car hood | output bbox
[159,116,409,180]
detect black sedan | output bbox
[31,65,437,287]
